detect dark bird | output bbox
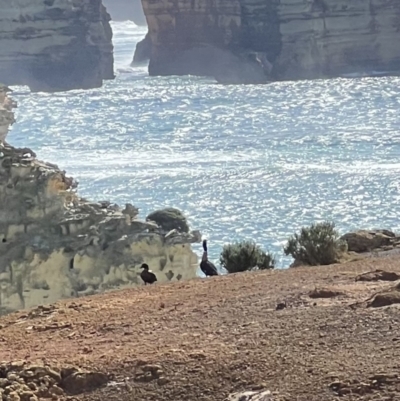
[140,263,157,285]
[200,239,218,277]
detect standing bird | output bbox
[200,240,218,277]
[140,263,157,285]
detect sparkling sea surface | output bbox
[9,22,400,267]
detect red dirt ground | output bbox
[1,257,400,400]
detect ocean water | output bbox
[10,21,400,267]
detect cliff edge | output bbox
[0,0,114,92]
[0,87,200,315]
[141,0,400,83]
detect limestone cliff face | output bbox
[0,0,114,92]
[0,85,16,143]
[0,92,200,315]
[275,0,400,80]
[141,0,400,82]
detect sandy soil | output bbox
[1,257,400,401]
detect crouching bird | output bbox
[140,263,157,285]
[200,239,218,277]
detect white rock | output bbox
[227,390,273,401]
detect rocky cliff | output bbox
[103,0,146,25]
[0,90,200,315]
[0,85,16,143]
[0,0,114,92]
[141,0,400,82]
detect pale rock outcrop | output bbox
[141,0,400,82]
[0,90,200,315]
[0,0,114,92]
[0,84,16,143]
[103,0,146,26]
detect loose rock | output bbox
[309,288,342,299]
[367,292,400,308]
[356,270,400,282]
[62,371,109,395]
[275,302,286,310]
[341,230,396,253]
[0,362,108,398]
[227,389,274,401]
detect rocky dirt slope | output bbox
[1,256,400,400]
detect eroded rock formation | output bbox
[103,0,146,26]
[0,359,109,399]
[0,0,114,92]
[0,90,200,315]
[141,0,400,83]
[0,85,16,143]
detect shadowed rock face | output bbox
[0,0,114,92]
[0,90,201,315]
[141,0,400,83]
[103,0,146,26]
[0,85,16,143]
[132,32,152,65]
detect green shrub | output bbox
[146,207,189,233]
[220,240,275,273]
[284,221,346,266]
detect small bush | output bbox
[284,221,346,266]
[220,240,275,273]
[146,207,189,233]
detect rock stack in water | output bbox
[0,89,201,316]
[0,0,115,92]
